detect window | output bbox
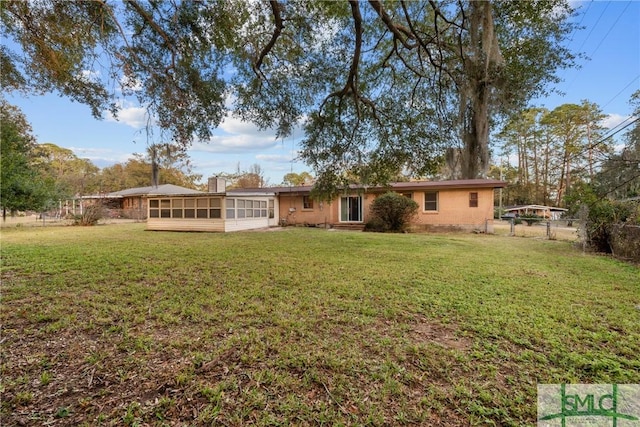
[424,191,438,211]
[340,196,362,222]
[303,195,314,209]
[399,192,413,199]
[148,197,223,220]
[237,199,245,218]
[469,192,478,208]
[226,199,235,219]
[211,198,271,220]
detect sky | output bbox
[5,0,640,186]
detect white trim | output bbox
[340,195,363,222]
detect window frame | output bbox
[147,197,272,221]
[469,192,479,208]
[424,191,439,212]
[225,198,270,220]
[340,196,363,222]
[302,195,314,210]
[148,197,223,220]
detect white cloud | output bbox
[68,147,133,166]
[255,153,296,163]
[120,75,143,92]
[192,134,279,153]
[190,113,281,153]
[600,113,630,129]
[80,69,100,83]
[218,114,274,136]
[105,101,149,129]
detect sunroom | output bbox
[146,191,278,232]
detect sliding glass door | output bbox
[340,196,362,222]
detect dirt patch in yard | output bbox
[408,318,471,351]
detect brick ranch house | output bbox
[145,178,507,233]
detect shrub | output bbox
[73,204,104,226]
[364,216,388,232]
[367,192,418,233]
[610,222,640,262]
[584,200,634,254]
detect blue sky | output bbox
[5,0,640,186]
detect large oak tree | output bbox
[1,0,578,193]
[0,101,58,217]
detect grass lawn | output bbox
[1,224,638,426]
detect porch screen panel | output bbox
[184,199,195,218]
[149,199,159,218]
[172,199,183,218]
[209,198,222,218]
[160,199,171,218]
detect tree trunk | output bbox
[459,0,502,179]
[151,160,159,187]
[461,95,490,179]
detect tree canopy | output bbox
[1,0,579,192]
[496,101,610,207]
[282,171,314,187]
[99,147,203,192]
[215,164,268,189]
[0,101,58,216]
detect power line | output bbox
[565,115,639,167]
[587,1,631,59]
[575,2,610,54]
[563,2,611,92]
[600,115,635,140]
[601,75,640,109]
[602,115,638,141]
[600,115,637,141]
[566,0,593,47]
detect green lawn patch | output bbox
[1,224,638,426]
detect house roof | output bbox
[226,190,277,197]
[389,179,507,191]
[228,179,507,195]
[142,184,204,197]
[83,184,203,199]
[504,204,568,212]
[94,179,506,199]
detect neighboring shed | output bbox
[503,204,568,220]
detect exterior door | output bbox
[340,196,362,222]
